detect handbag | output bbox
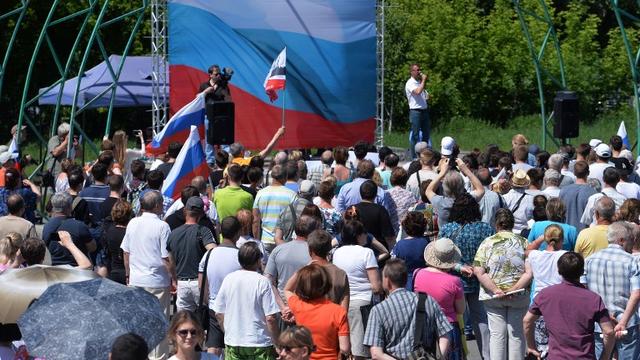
[406,293,442,360]
[196,246,212,329]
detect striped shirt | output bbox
[253,185,296,244]
[584,244,640,329]
[363,288,452,358]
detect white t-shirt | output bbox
[332,245,378,302]
[213,270,280,347]
[198,246,242,309]
[123,148,144,185]
[617,182,640,200]
[168,353,217,360]
[527,250,567,299]
[406,169,437,198]
[405,77,428,109]
[120,212,171,288]
[236,236,268,264]
[588,162,614,187]
[580,188,627,226]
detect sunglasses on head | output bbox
[176,329,198,337]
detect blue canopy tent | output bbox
[38,55,166,108]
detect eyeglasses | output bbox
[176,329,198,337]
[276,345,296,353]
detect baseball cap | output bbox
[185,196,205,212]
[440,136,455,156]
[589,139,603,148]
[594,143,611,158]
[298,180,316,196]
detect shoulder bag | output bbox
[196,245,212,329]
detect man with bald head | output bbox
[575,196,615,258]
[0,193,37,240]
[308,150,334,188]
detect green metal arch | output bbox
[513,0,567,150]
[610,0,640,156]
[0,1,30,101]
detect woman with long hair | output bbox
[276,326,316,360]
[284,264,350,360]
[104,200,133,284]
[166,310,216,360]
[111,129,145,185]
[332,146,353,194]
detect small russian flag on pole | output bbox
[264,47,287,103]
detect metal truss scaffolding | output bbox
[513,0,567,150]
[611,0,640,156]
[151,0,168,134]
[376,0,386,147]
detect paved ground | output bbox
[467,339,481,359]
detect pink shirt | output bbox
[413,268,463,322]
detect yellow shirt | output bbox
[231,156,252,166]
[574,224,609,259]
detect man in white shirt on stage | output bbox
[405,64,430,159]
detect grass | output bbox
[383,107,639,153]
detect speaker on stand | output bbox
[553,91,580,142]
[206,101,235,145]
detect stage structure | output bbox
[611,0,640,155]
[0,1,29,102]
[168,0,378,149]
[151,0,168,134]
[376,0,386,146]
[14,0,149,167]
[513,0,568,150]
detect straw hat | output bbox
[510,169,530,188]
[423,238,462,270]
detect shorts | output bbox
[225,345,276,360]
[206,309,224,349]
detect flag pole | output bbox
[281,89,286,127]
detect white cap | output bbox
[0,146,8,154]
[594,143,611,158]
[440,136,455,156]
[0,152,12,165]
[589,139,603,148]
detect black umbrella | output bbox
[17,278,168,360]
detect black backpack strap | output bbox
[414,293,427,348]
[510,192,527,213]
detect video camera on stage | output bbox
[214,67,234,86]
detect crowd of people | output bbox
[0,121,639,360]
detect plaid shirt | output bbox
[388,186,419,233]
[584,244,640,328]
[363,288,452,359]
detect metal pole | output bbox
[281,90,286,127]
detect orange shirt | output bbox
[0,167,5,187]
[231,156,252,166]
[288,295,349,360]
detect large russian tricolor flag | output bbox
[168,0,376,149]
[146,93,206,156]
[161,125,209,200]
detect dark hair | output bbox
[68,171,85,190]
[20,237,46,265]
[333,146,349,165]
[307,230,333,258]
[495,208,515,231]
[532,206,547,221]
[247,166,263,184]
[536,151,550,169]
[90,162,108,182]
[576,143,591,158]
[146,170,164,190]
[168,142,182,159]
[382,258,408,287]
[378,146,393,163]
[449,193,481,224]
[110,333,149,360]
[498,156,512,171]
[573,160,589,179]
[98,150,115,167]
[533,194,548,209]
[610,135,623,151]
[318,180,336,203]
[277,326,316,355]
[294,215,320,238]
[301,204,322,222]
[249,155,265,169]
[527,168,544,189]
[462,154,479,170]
[390,167,409,187]
[286,160,299,181]
[557,252,584,281]
[227,164,244,183]
[294,264,332,301]
[419,180,431,203]
[356,160,375,179]
[221,216,241,239]
[109,174,125,192]
[130,160,146,180]
[6,194,24,215]
[359,180,377,201]
[340,220,365,245]
[111,200,133,226]
[215,150,229,168]
[603,167,620,187]
[238,242,262,270]
[384,153,399,168]
[180,185,200,206]
[353,141,369,160]
[402,212,427,237]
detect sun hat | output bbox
[510,169,531,188]
[423,238,462,270]
[440,136,455,156]
[594,143,611,158]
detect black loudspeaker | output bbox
[206,101,235,145]
[553,91,579,139]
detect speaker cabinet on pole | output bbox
[206,101,235,145]
[553,91,580,139]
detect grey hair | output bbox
[270,164,286,182]
[543,169,561,187]
[547,154,564,171]
[442,171,465,198]
[594,196,615,221]
[607,221,633,244]
[50,192,72,213]
[228,142,244,157]
[274,151,289,166]
[191,176,207,193]
[57,122,71,137]
[140,190,163,211]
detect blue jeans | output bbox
[409,109,430,159]
[595,325,640,360]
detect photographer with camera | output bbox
[199,64,233,102]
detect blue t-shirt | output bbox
[527,220,577,251]
[391,237,429,275]
[0,187,38,223]
[42,216,93,266]
[79,184,110,224]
